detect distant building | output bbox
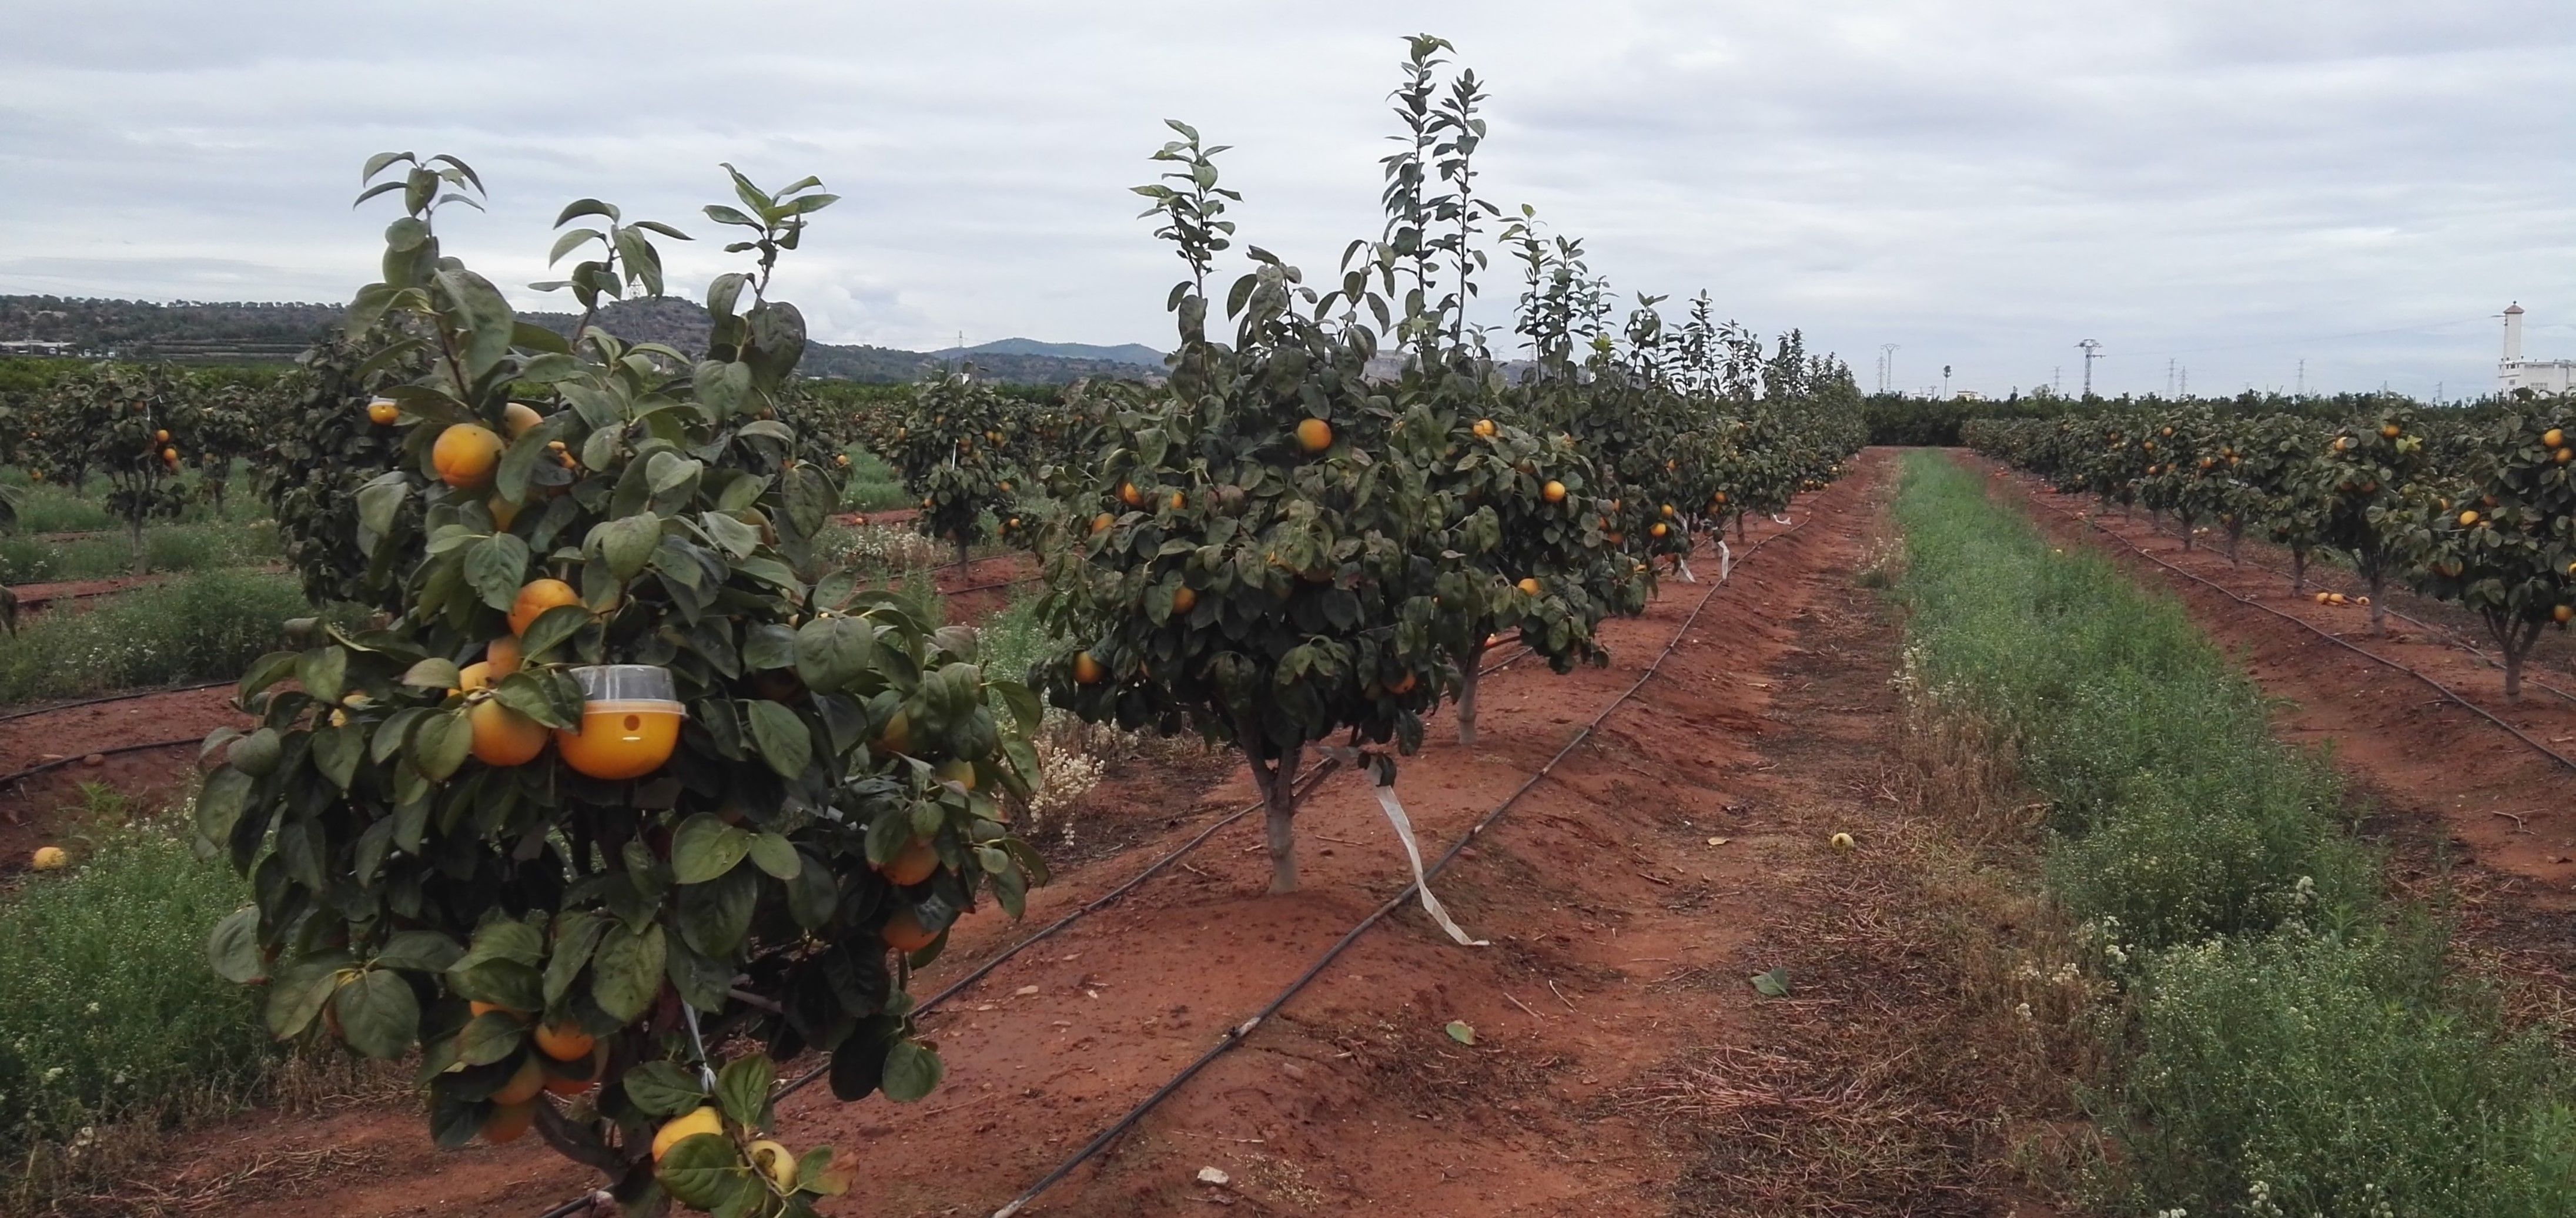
[2500,303,2576,395]
[0,339,75,356]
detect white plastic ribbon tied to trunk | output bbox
[1717,538,1733,582]
[1317,745,1487,947]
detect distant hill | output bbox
[931,337,1166,367]
[521,301,1163,384]
[0,295,1162,384]
[0,296,340,362]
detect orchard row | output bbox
[149,35,1862,1218]
[1966,404,2576,700]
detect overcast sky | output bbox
[3,1,2570,398]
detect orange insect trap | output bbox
[556,665,685,779]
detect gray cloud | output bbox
[2,0,2569,397]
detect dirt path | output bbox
[91,454,1944,1218]
[0,685,245,869]
[1970,452,2576,1007]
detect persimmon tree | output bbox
[199,153,1046,1217]
[31,363,193,570]
[1363,36,1644,746]
[882,372,1026,567]
[2310,410,2430,634]
[262,327,433,613]
[185,378,262,514]
[1037,125,1447,895]
[2401,412,2576,700]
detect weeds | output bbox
[1891,451,2576,1217]
[0,520,280,584]
[0,788,269,1162]
[0,570,318,704]
[839,447,914,512]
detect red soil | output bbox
[0,685,246,871]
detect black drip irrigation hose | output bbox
[2045,498,2576,777]
[0,736,205,791]
[2085,490,2576,711]
[528,511,1813,1218]
[986,514,1814,1218]
[0,679,233,726]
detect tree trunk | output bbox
[2290,548,2307,593]
[955,534,972,570]
[128,518,148,575]
[1241,739,1306,894]
[1457,642,1487,747]
[2366,564,2386,635]
[2178,512,2196,550]
[2498,617,2540,702]
[2226,521,2244,566]
[1735,512,1747,544]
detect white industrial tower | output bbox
[2500,303,2576,396]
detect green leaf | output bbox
[1444,1020,1476,1046]
[622,1060,708,1117]
[593,922,667,1022]
[376,930,466,973]
[518,603,591,663]
[670,814,751,885]
[207,906,264,983]
[265,956,347,1040]
[714,1054,774,1130]
[459,917,544,968]
[595,514,661,580]
[226,726,283,775]
[493,673,571,728]
[741,623,796,672]
[403,658,463,689]
[1750,967,1791,998]
[449,961,544,1015]
[354,476,409,550]
[196,767,253,845]
[747,833,799,880]
[794,617,878,692]
[433,267,517,383]
[410,708,473,781]
[333,970,421,1059]
[456,1010,526,1066]
[744,701,811,779]
[880,1039,944,1102]
[656,1133,748,1210]
[465,533,531,610]
[543,911,608,1006]
[237,650,300,702]
[313,721,363,790]
[297,647,348,705]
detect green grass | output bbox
[0,519,280,584]
[975,590,1052,690]
[840,447,913,511]
[0,480,118,533]
[0,569,318,704]
[1892,451,2576,1217]
[0,788,274,1159]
